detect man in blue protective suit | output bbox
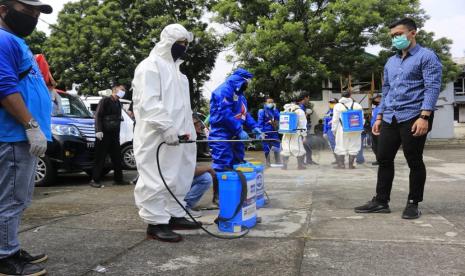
[209,68,263,171]
[257,96,281,167]
[323,98,338,164]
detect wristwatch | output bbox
[419,114,430,121]
[24,119,39,130]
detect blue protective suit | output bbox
[323,108,336,151]
[257,106,280,154]
[209,68,257,171]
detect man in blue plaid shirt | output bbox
[355,18,442,219]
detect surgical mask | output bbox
[0,8,38,37]
[116,90,126,99]
[306,108,312,115]
[265,103,274,109]
[171,43,187,61]
[392,34,410,50]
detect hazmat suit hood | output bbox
[226,68,253,94]
[150,24,194,62]
[283,103,300,112]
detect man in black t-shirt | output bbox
[90,85,129,188]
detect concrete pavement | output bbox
[19,146,465,275]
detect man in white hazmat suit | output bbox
[131,24,200,243]
[331,90,364,169]
[281,101,307,170]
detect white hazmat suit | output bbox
[132,24,197,225]
[281,103,307,157]
[331,97,363,156]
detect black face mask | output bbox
[171,43,187,61]
[238,82,248,93]
[1,8,38,37]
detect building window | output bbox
[454,77,465,95]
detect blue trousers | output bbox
[356,133,366,164]
[210,140,245,171]
[184,172,213,209]
[262,132,280,155]
[0,142,37,259]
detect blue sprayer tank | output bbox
[237,161,266,208]
[217,167,257,233]
[279,112,298,134]
[340,109,364,132]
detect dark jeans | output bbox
[303,137,313,163]
[375,116,433,203]
[93,131,122,182]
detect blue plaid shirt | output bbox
[379,44,442,123]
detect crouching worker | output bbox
[184,166,216,218]
[131,24,201,243]
[209,68,263,171]
[331,90,364,169]
[281,99,307,170]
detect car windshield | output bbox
[53,93,93,118]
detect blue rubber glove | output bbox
[253,128,265,140]
[238,130,249,140]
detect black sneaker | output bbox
[89,180,104,188]
[0,251,46,276]
[146,224,182,243]
[18,249,48,264]
[402,200,421,219]
[169,217,202,230]
[354,197,391,213]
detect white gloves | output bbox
[163,127,179,145]
[96,132,104,140]
[26,128,47,157]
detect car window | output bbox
[54,93,93,118]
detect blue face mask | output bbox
[265,103,274,109]
[392,34,411,50]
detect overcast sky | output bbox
[37,0,465,96]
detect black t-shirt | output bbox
[95,96,122,133]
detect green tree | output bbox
[212,0,461,106]
[24,30,48,55]
[44,0,222,107]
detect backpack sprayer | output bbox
[156,135,281,239]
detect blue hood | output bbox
[226,68,253,94]
[51,116,94,126]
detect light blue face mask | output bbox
[392,34,411,50]
[265,103,274,109]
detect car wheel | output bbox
[35,156,56,187]
[121,144,136,170]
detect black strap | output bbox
[0,67,33,108]
[217,169,249,222]
[19,66,32,81]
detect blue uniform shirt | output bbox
[0,28,51,142]
[379,44,442,123]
